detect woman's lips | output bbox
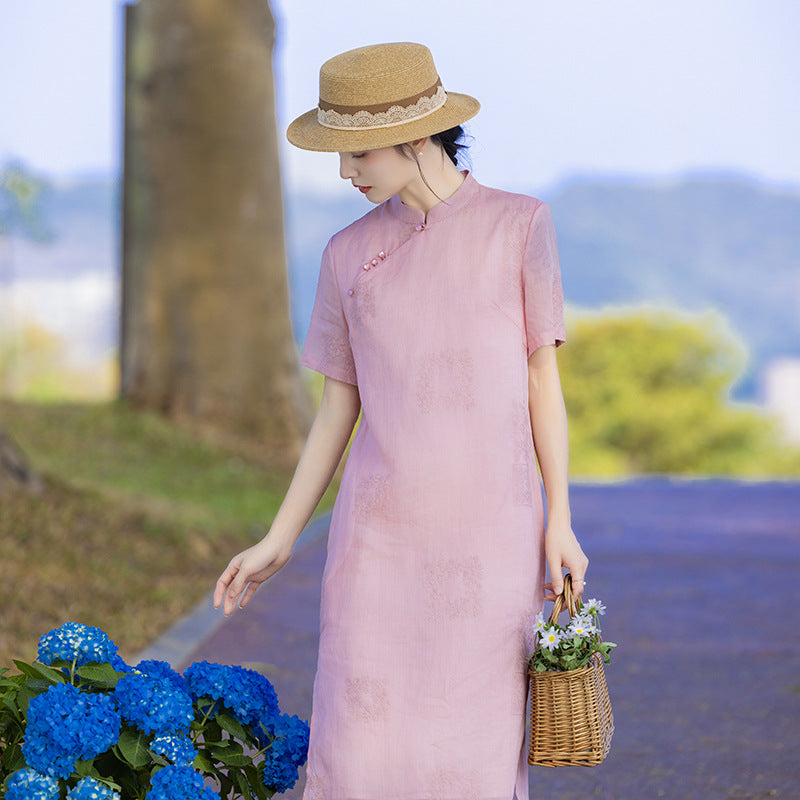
[357,185,372,194]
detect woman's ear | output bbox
[410,136,430,154]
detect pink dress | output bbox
[299,171,566,800]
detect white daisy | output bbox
[534,612,546,633]
[568,615,596,637]
[582,598,606,615]
[539,627,564,651]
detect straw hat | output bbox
[286,42,480,152]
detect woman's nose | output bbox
[339,153,356,180]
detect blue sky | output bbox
[1,0,798,194]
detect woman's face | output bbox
[338,145,420,204]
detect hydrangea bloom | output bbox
[110,653,132,673]
[66,776,122,800]
[37,622,118,668]
[144,765,218,800]
[150,733,197,766]
[183,661,279,727]
[114,673,193,735]
[135,659,187,692]
[22,683,120,779]
[5,768,60,800]
[259,712,310,791]
[262,756,300,793]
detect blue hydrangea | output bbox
[183,661,279,727]
[150,733,197,766]
[22,683,120,779]
[270,713,310,766]
[5,768,60,800]
[260,713,310,792]
[110,653,132,673]
[135,659,187,692]
[37,622,118,668]
[144,765,219,800]
[66,776,122,799]
[262,756,299,793]
[114,673,194,735]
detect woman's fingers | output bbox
[213,560,240,609]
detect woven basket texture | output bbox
[528,651,614,767]
[527,574,614,767]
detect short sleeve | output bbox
[299,240,358,385]
[522,201,567,358]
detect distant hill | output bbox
[2,167,798,400]
[546,174,800,397]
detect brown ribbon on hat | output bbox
[317,80,447,131]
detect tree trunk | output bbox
[120,0,312,459]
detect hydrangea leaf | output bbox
[193,748,214,773]
[216,711,250,742]
[117,728,151,769]
[243,763,270,800]
[12,660,65,685]
[232,768,254,800]
[76,663,126,687]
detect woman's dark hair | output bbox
[394,125,470,168]
[394,126,472,200]
[429,125,469,167]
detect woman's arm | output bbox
[527,343,588,600]
[214,375,361,615]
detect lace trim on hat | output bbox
[317,85,447,131]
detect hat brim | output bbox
[286,92,480,152]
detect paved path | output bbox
[138,478,800,800]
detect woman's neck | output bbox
[397,151,466,217]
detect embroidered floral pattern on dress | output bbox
[318,86,447,131]
[426,765,482,800]
[354,473,392,522]
[423,555,483,620]
[321,332,354,378]
[352,280,376,323]
[345,677,389,722]
[415,348,476,414]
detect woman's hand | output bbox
[213,536,292,616]
[544,519,589,602]
[213,376,361,618]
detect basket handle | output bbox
[548,573,579,624]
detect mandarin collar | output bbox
[386,170,479,226]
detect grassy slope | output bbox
[0,395,335,666]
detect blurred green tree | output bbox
[558,308,794,475]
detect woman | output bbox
[214,42,588,800]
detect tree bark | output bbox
[120,0,312,459]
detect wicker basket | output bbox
[528,574,614,767]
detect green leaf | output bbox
[245,764,269,800]
[217,711,250,742]
[209,744,251,767]
[233,768,254,800]
[28,661,68,684]
[117,728,152,769]
[75,663,126,687]
[194,748,214,773]
[20,678,58,696]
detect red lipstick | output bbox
[357,186,372,194]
